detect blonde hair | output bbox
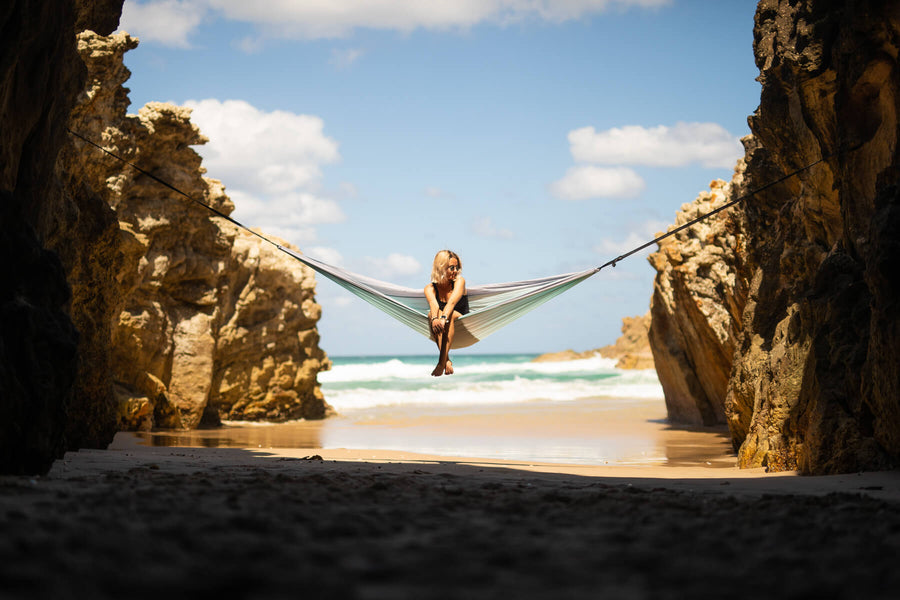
[430,250,462,284]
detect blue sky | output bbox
[117,0,760,356]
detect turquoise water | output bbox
[318,353,664,413]
[136,353,734,466]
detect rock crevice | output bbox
[649,0,900,474]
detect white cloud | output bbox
[550,166,645,200]
[207,0,491,38]
[221,189,343,247]
[594,219,668,255]
[185,99,344,245]
[122,0,671,47]
[186,99,339,194]
[471,216,514,239]
[525,0,671,22]
[283,193,345,224]
[119,0,206,47]
[363,253,422,279]
[569,122,743,168]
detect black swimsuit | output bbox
[433,283,470,315]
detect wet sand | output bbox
[3,400,900,599]
[133,397,737,468]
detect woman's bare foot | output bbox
[431,362,445,377]
[444,360,454,375]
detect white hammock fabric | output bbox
[279,246,600,349]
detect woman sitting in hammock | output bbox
[425,249,469,376]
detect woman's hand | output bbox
[431,315,445,335]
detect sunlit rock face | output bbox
[649,0,900,474]
[212,229,331,423]
[65,31,332,431]
[648,173,749,428]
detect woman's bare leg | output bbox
[431,313,459,376]
[431,329,447,377]
[444,315,458,374]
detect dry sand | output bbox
[3,410,900,599]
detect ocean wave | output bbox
[318,354,663,412]
[318,354,623,383]
[318,357,424,383]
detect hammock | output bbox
[69,129,850,350]
[279,247,599,349]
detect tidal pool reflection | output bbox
[134,420,325,449]
[128,398,735,468]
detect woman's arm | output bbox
[424,284,443,333]
[440,277,466,318]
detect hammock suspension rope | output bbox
[68,129,857,347]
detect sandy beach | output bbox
[5,2,900,599]
[3,399,900,599]
[134,396,737,468]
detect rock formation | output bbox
[208,229,331,423]
[534,312,654,370]
[1,4,331,475]
[1,0,124,475]
[64,31,332,431]
[648,0,900,474]
[598,313,655,370]
[648,175,748,426]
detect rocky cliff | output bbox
[65,31,332,431]
[648,174,748,426]
[1,4,331,475]
[1,0,124,475]
[649,0,900,474]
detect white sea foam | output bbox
[319,354,663,412]
[317,358,425,383]
[318,354,622,383]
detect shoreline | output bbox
[126,396,736,469]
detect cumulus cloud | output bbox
[185,99,344,244]
[363,253,422,279]
[569,122,743,169]
[550,121,742,201]
[550,166,645,200]
[186,99,339,192]
[526,0,671,21]
[471,216,514,239]
[119,0,207,47]
[210,0,671,39]
[121,0,670,46]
